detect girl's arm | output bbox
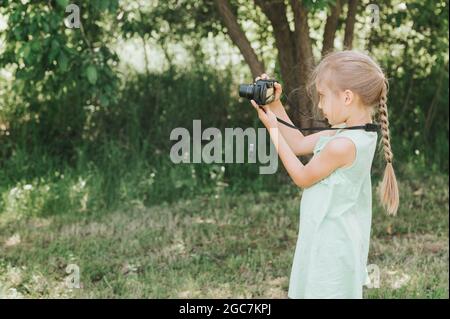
[251,101,356,188]
[257,74,333,155]
[269,100,333,156]
[269,126,356,188]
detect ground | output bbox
[0,174,448,298]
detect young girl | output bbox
[250,50,399,299]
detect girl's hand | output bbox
[250,99,278,129]
[255,73,282,107]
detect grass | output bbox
[0,173,448,298]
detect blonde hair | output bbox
[307,50,399,216]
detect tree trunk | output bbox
[290,0,314,74]
[214,0,265,78]
[254,0,297,92]
[322,0,342,56]
[290,0,316,132]
[344,0,358,49]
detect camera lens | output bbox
[238,84,254,100]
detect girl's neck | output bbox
[345,112,373,127]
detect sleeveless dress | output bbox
[288,127,378,299]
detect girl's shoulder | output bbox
[315,128,378,159]
[335,129,378,145]
[315,130,378,186]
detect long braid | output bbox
[379,83,393,163]
[377,78,399,216]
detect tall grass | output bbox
[0,67,280,218]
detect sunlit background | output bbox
[0,0,448,299]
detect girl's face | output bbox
[316,81,353,126]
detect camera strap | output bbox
[275,117,381,132]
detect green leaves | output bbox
[31,40,41,52]
[86,65,98,85]
[56,0,69,8]
[99,94,110,107]
[302,0,334,12]
[92,0,119,13]
[21,43,31,61]
[48,39,61,63]
[99,0,110,11]
[20,41,42,65]
[58,52,69,72]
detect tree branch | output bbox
[214,0,264,78]
[322,0,342,57]
[254,0,297,92]
[290,0,314,76]
[344,0,358,49]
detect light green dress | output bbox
[288,127,378,299]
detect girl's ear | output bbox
[343,89,354,106]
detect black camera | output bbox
[239,79,278,105]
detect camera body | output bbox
[239,79,278,105]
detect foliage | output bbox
[366,0,449,171]
[0,0,120,160]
